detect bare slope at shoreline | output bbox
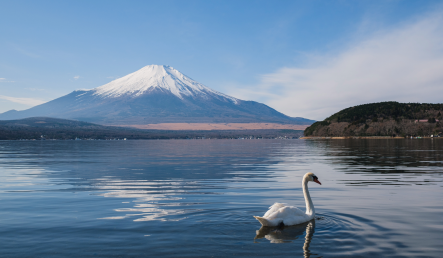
[117,123,310,131]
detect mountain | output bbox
[0,65,314,125]
[304,102,443,137]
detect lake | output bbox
[0,139,442,257]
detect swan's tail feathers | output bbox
[254,216,272,227]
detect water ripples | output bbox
[0,140,442,257]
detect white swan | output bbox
[254,172,321,226]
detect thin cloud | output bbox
[230,12,443,120]
[74,75,80,80]
[0,78,15,83]
[0,95,46,106]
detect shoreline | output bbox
[301,136,440,139]
[114,123,310,130]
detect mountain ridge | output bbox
[0,117,305,140]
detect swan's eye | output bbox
[313,176,318,180]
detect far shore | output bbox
[115,123,310,131]
[301,136,440,139]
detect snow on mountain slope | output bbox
[93,65,238,103]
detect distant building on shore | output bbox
[415,119,439,123]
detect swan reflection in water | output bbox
[254,219,315,257]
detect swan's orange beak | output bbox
[313,178,321,185]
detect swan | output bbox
[254,172,321,227]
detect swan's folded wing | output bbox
[266,206,306,221]
[270,206,310,226]
[263,203,288,218]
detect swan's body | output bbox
[254,172,321,227]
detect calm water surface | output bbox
[0,139,442,257]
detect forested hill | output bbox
[304,102,443,137]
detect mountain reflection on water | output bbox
[0,139,442,257]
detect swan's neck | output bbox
[302,177,315,216]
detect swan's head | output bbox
[305,172,321,185]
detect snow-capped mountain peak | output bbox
[93,64,237,102]
[0,64,315,125]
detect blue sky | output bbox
[1,0,442,120]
